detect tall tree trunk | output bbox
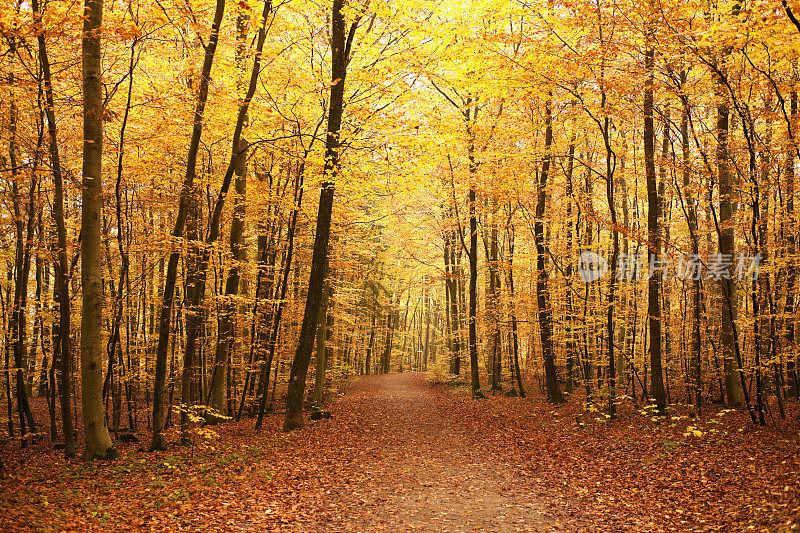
[716,87,744,407]
[751,109,769,426]
[537,96,564,404]
[8,58,38,442]
[381,302,394,374]
[508,224,525,397]
[81,0,116,459]
[582,169,596,400]
[715,4,745,408]
[37,258,51,400]
[179,188,201,444]
[659,107,672,407]
[443,229,453,366]
[208,2,254,418]
[2,274,13,439]
[180,0,272,442]
[487,195,501,391]
[467,182,481,397]
[283,0,361,431]
[456,246,468,376]
[564,129,577,394]
[678,69,703,415]
[462,108,482,399]
[644,33,666,414]
[27,251,43,396]
[151,0,226,450]
[603,104,619,417]
[785,88,798,398]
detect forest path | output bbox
[5,372,798,531]
[274,373,553,532]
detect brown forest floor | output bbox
[1,372,800,532]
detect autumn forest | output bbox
[0,0,799,530]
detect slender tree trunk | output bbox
[103,43,136,407]
[644,34,666,414]
[785,88,798,398]
[445,222,461,375]
[467,182,482,398]
[456,246,468,376]
[208,138,248,417]
[583,171,596,400]
[381,304,394,374]
[365,310,375,376]
[564,129,577,394]
[714,4,745,407]
[8,71,38,442]
[151,0,226,450]
[179,188,201,444]
[443,230,453,363]
[603,107,619,417]
[422,290,430,371]
[508,224,525,397]
[208,2,254,418]
[180,0,273,442]
[679,70,703,415]
[27,252,43,396]
[659,108,672,408]
[460,102,483,398]
[487,195,501,391]
[2,276,13,439]
[751,111,769,426]
[283,0,360,431]
[37,260,51,400]
[253,168,308,424]
[537,97,564,404]
[717,91,744,407]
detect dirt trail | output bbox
[277,373,552,532]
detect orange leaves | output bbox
[111,20,142,41]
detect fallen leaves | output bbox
[1,374,799,531]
